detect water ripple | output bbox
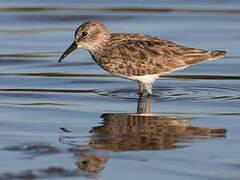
[1,7,240,14]
[0,88,98,94]
[98,84,240,102]
[0,73,239,80]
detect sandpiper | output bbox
[58,21,226,95]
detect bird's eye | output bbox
[82,31,88,37]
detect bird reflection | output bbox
[75,153,108,174]
[89,96,226,151]
[60,96,226,173]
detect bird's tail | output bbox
[183,49,227,66]
[209,50,227,60]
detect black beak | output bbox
[58,42,77,63]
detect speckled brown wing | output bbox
[99,33,226,76]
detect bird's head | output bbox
[58,21,110,63]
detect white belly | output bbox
[114,73,160,84]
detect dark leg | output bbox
[137,95,152,114]
[138,82,143,96]
[137,95,143,113]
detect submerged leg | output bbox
[138,81,143,96]
[145,96,152,113]
[143,82,152,96]
[137,95,143,113]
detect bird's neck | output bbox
[88,39,109,59]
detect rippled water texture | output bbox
[0,0,239,179]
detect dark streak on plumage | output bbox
[93,32,225,76]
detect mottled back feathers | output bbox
[91,33,226,77]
